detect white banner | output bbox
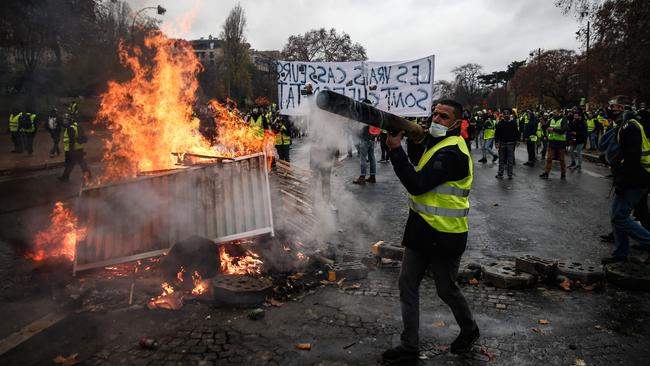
[276,55,435,117]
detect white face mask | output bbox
[429,123,448,137]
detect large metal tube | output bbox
[315,90,426,141]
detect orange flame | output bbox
[176,267,185,282]
[161,282,174,295]
[95,31,272,184]
[191,271,208,295]
[29,202,86,261]
[219,246,263,275]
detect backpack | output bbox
[598,125,621,166]
[48,116,57,130]
[19,114,31,130]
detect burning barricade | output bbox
[24,29,330,315]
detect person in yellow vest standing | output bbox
[381,99,478,363]
[478,112,498,163]
[58,115,91,182]
[8,108,23,153]
[539,108,568,180]
[18,109,37,155]
[271,113,292,162]
[248,106,267,140]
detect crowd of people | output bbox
[6,101,91,182]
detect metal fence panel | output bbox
[74,153,274,274]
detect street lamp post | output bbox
[131,5,167,43]
[530,48,542,109]
[577,12,590,106]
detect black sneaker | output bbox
[495,175,503,179]
[381,345,418,363]
[450,325,480,354]
[478,158,487,163]
[492,156,498,162]
[367,175,376,183]
[568,162,576,168]
[601,256,627,265]
[561,174,566,180]
[539,173,549,179]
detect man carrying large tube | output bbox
[382,99,479,363]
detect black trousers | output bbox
[275,144,290,162]
[380,133,389,160]
[50,132,61,156]
[10,131,22,152]
[527,140,537,163]
[61,150,91,180]
[20,132,34,154]
[399,247,475,351]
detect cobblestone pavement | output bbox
[1,139,650,365]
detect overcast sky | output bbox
[126,0,583,81]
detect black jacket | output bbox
[523,116,539,138]
[389,128,469,257]
[614,118,650,189]
[494,118,519,143]
[568,119,588,145]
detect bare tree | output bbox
[432,80,455,100]
[452,63,484,107]
[282,28,367,62]
[221,3,252,103]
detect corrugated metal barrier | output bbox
[73,153,274,274]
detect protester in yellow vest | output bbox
[539,108,568,180]
[248,107,266,139]
[58,115,91,182]
[478,114,498,163]
[271,113,292,162]
[8,108,23,153]
[382,99,478,363]
[601,95,650,264]
[18,110,37,155]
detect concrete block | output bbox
[326,261,368,281]
[482,261,537,289]
[557,260,604,283]
[605,262,650,291]
[515,255,558,277]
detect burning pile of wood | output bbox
[273,160,317,238]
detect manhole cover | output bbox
[557,260,604,283]
[481,261,537,289]
[605,262,650,291]
[212,274,272,307]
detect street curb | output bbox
[0,157,102,177]
[0,162,66,176]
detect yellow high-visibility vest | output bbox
[63,122,84,151]
[8,112,22,132]
[408,136,473,233]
